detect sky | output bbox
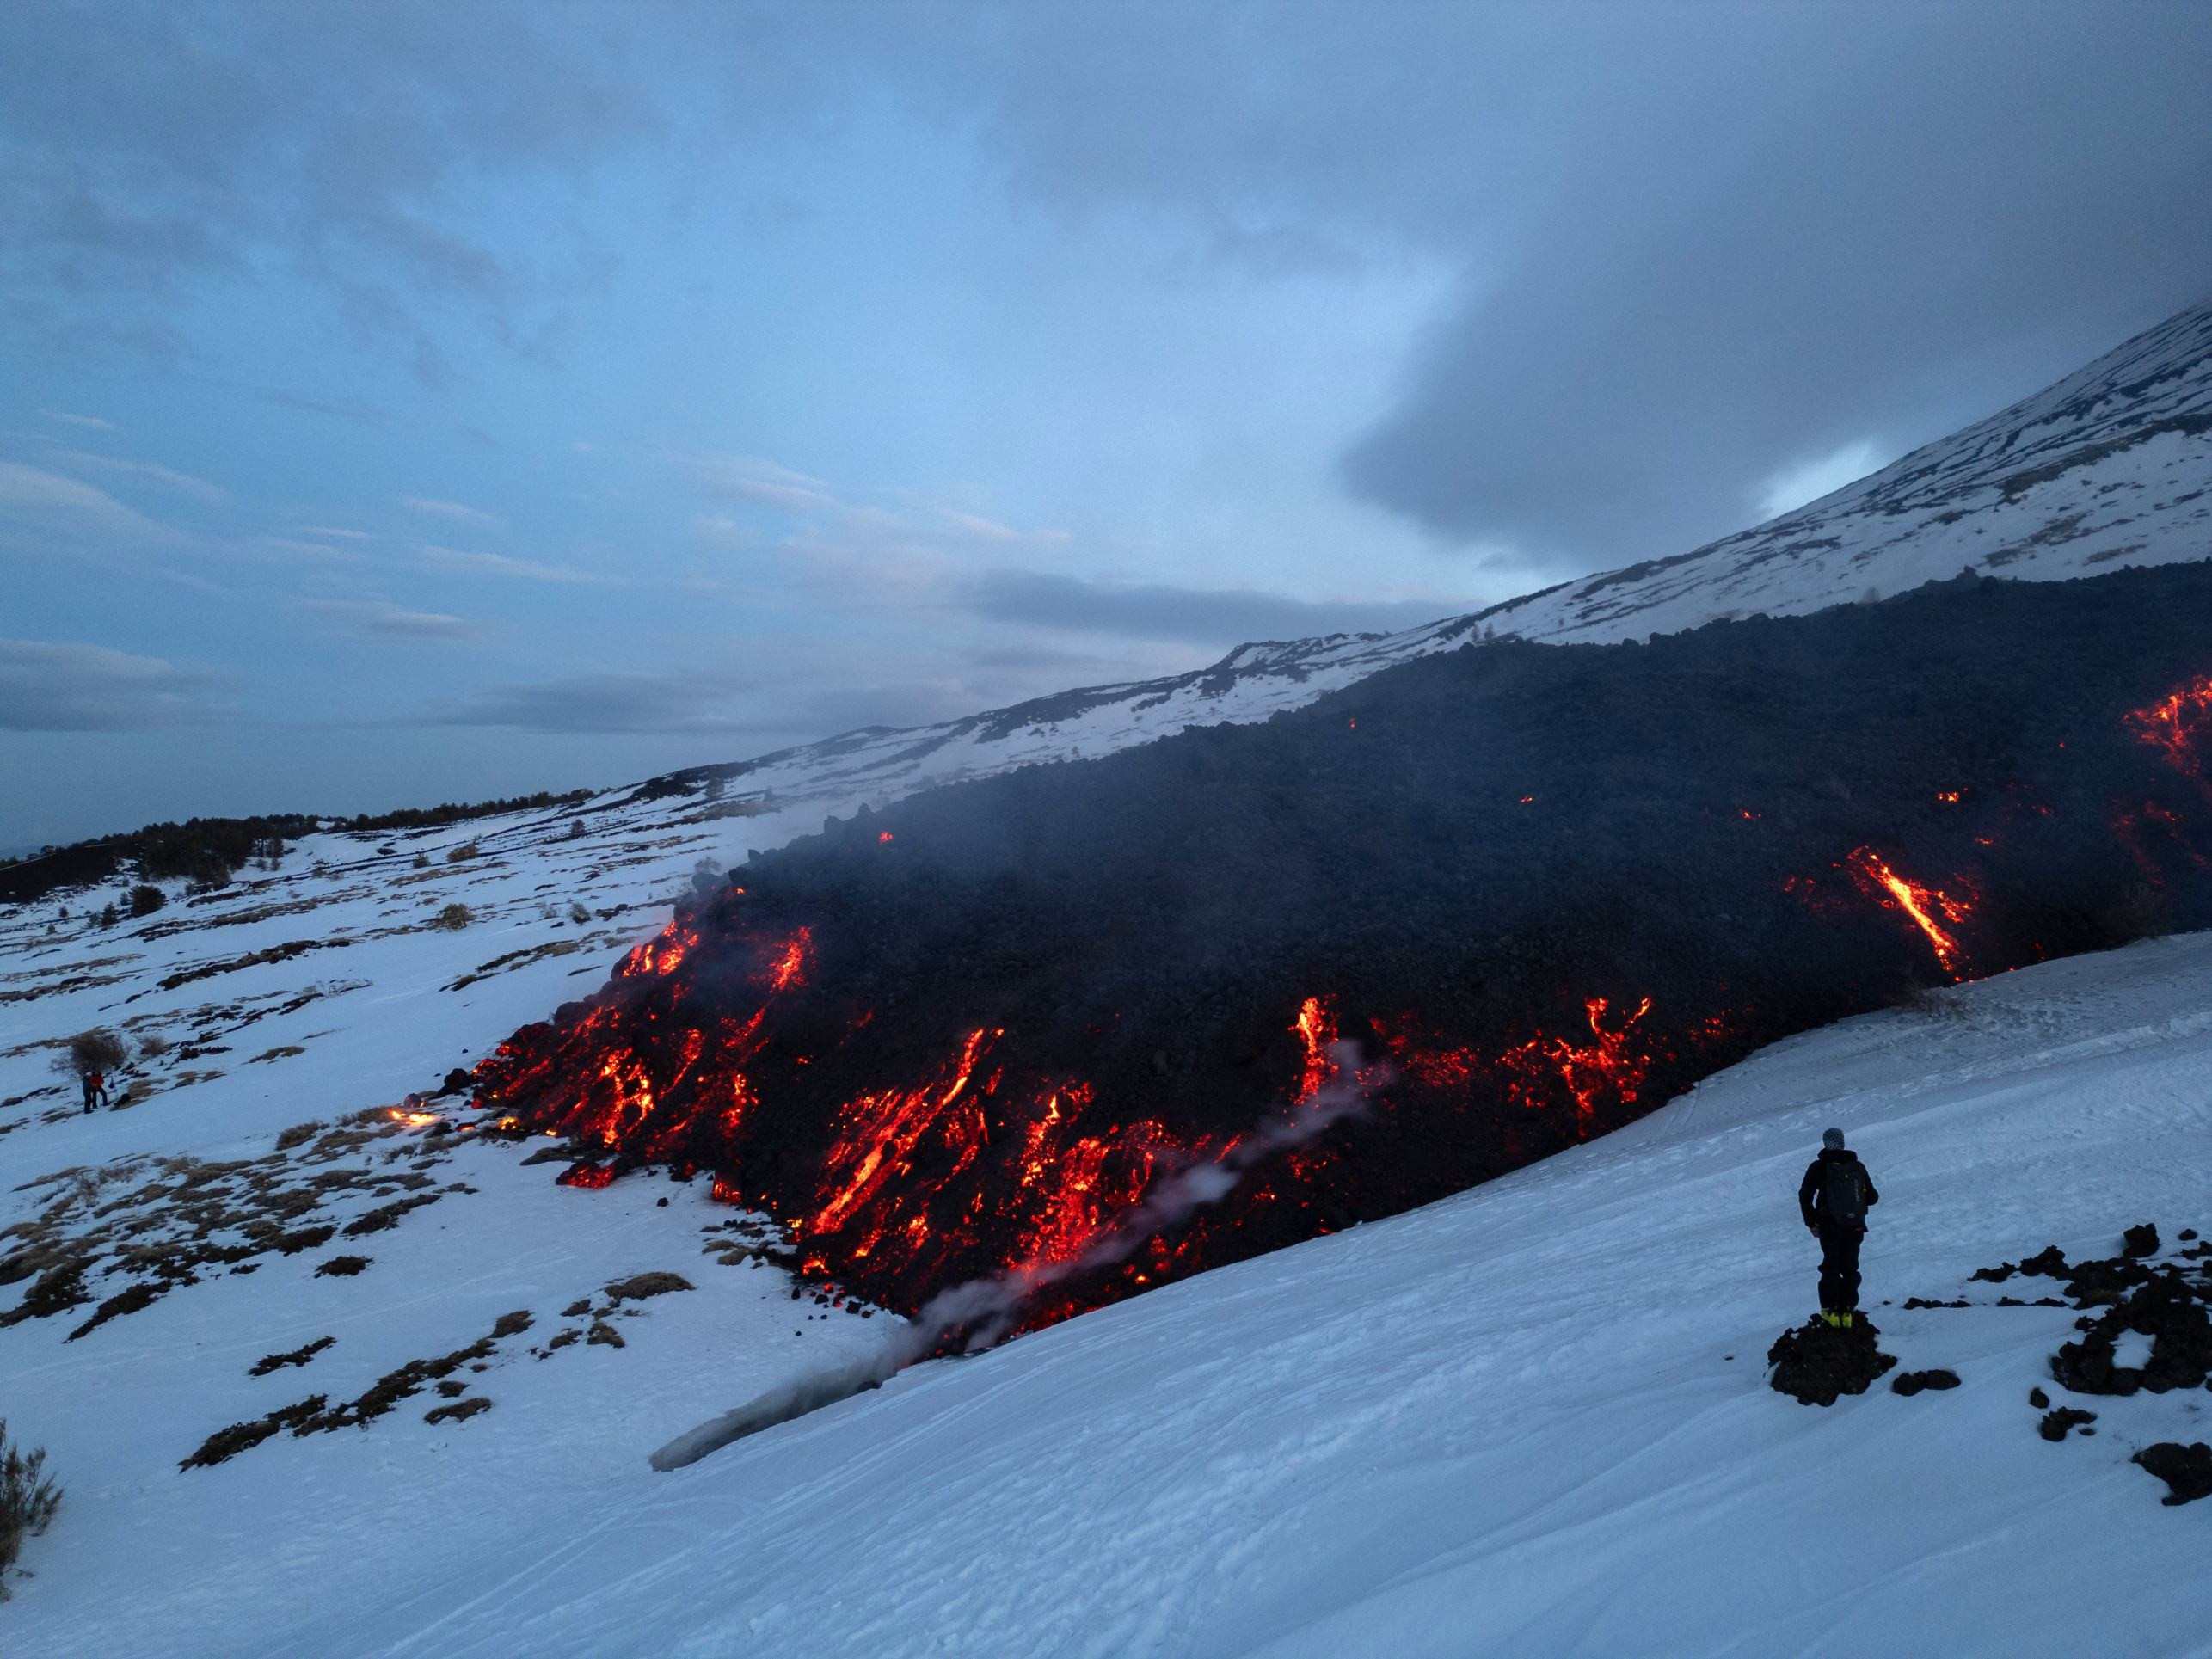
[3,2,2209,850]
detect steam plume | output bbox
[650,1042,1377,1470]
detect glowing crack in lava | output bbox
[2112,800,2209,886]
[2126,673,2212,785]
[1496,996,1657,1134]
[1293,995,1337,1103]
[1843,845,1975,980]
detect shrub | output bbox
[52,1029,127,1080]
[445,841,480,864]
[128,883,164,917]
[567,902,591,925]
[0,1420,62,1600]
[137,1033,170,1059]
[412,853,431,870]
[430,904,473,931]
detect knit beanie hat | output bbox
[1822,1127,1846,1151]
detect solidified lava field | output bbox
[476,562,2212,1326]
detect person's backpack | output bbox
[1821,1157,1867,1226]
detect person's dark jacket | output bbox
[1799,1148,1878,1232]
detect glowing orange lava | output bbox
[1844,845,1973,979]
[1293,996,1338,1103]
[768,927,813,992]
[808,1028,998,1242]
[2126,673,2212,783]
[1496,995,1656,1134]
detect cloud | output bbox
[299,598,476,640]
[687,456,841,513]
[0,3,668,370]
[254,536,367,563]
[1756,439,1890,522]
[400,495,503,531]
[40,409,116,432]
[936,507,1073,549]
[957,568,1459,646]
[851,5,2212,570]
[0,637,219,730]
[421,663,1005,740]
[41,446,227,505]
[420,544,601,584]
[297,525,372,542]
[0,458,180,542]
[423,668,763,734]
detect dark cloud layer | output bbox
[0,639,220,731]
[0,0,660,379]
[9,3,2204,562]
[905,3,2212,568]
[424,668,990,740]
[961,569,1453,645]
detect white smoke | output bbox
[650,1041,1378,1470]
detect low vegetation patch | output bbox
[250,1336,335,1376]
[0,1421,62,1601]
[605,1271,692,1302]
[183,1310,531,1467]
[424,1397,493,1426]
[0,1118,455,1339]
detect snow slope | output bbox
[12,930,2212,1654]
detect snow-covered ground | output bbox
[10,919,2212,1653]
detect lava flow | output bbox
[1842,845,1975,979]
[1496,995,1657,1134]
[472,879,1696,1335]
[2126,673,2212,788]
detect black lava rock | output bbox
[2038,1406,2097,1441]
[2050,1268,2212,1397]
[2133,1441,2212,1505]
[1890,1368,1961,1396]
[2123,1223,2160,1259]
[1767,1318,1896,1406]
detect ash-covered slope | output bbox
[619,299,2212,820]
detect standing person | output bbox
[1799,1128,1878,1326]
[82,1068,107,1114]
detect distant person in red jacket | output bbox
[81,1068,108,1114]
[1799,1128,1879,1326]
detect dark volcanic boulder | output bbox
[2122,1222,2160,1259]
[1767,1318,1897,1406]
[2050,1269,2212,1397]
[2133,1441,2212,1506]
[2038,1406,2097,1441]
[1890,1368,1960,1396]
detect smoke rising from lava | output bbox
[650,1042,1378,1470]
